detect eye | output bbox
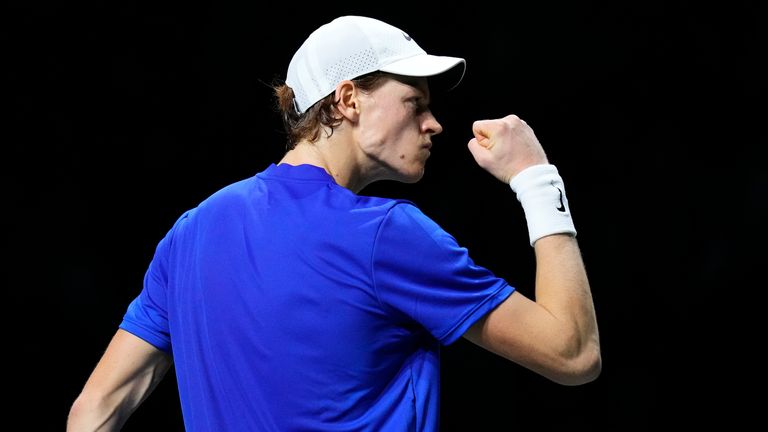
[408,98,428,114]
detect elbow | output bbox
[67,395,93,431]
[565,346,602,385]
[67,393,119,432]
[549,341,602,386]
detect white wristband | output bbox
[509,164,577,246]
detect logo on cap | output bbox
[402,32,412,41]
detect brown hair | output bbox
[273,72,389,150]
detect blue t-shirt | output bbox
[120,163,514,431]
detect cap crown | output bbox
[287,16,434,113]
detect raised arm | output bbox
[67,329,172,431]
[463,115,601,385]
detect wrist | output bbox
[509,164,577,246]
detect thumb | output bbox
[472,119,496,149]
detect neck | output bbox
[279,136,370,193]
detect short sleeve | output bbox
[372,203,514,345]
[118,212,189,353]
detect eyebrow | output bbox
[391,74,431,103]
[405,94,431,105]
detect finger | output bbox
[472,119,497,141]
[472,124,495,150]
[467,138,489,164]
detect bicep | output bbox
[463,291,567,378]
[80,329,172,406]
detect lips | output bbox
[421,143,432,159]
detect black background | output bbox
[7,1,765,430]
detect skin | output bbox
[280,75,440,193]
[67,330,172,431]
[67,75,600,431]
[464,114,601,385]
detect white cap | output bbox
[286,16,466,114]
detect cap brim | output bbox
[379,55,466,91]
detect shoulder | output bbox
[175,176,257,224]
[200,176,255,207]
[372,201,457,253]
[380,201,446,238]
[160,176,254,236]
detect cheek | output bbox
[357,127,386,155]
[360,111,408,151]
[358,104,421,160]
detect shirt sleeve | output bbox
[371,203,514,345]
[118,212,189,353]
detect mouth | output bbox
[421,143,432,160]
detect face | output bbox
[354,76,443,183]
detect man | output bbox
[68,15,600,431]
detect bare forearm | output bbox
[534,234,600,364]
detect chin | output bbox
[400,168,425,183]
[386,160,426,184]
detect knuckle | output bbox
[501,114,522,131]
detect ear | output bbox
[334,80,360,122]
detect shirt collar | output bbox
[260,163,336,183]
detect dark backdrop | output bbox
[7,1,764,430]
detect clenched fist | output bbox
[467,115,549,184]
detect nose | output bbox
[422,111,443,136]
